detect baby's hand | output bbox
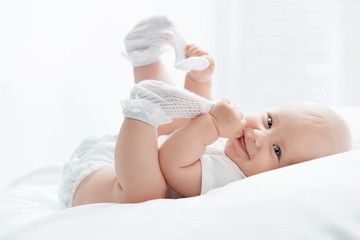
[185,44,215,83]
[209,99,246,139]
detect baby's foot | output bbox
[184,44,214,83]
[123,15,209,71]
[130,80,214,119]
[123,15,176,66]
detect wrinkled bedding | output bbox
[1,148,360,240]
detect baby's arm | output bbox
[159,99,246,197]
[159,114,216,197]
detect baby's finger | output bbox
[186,44,198,52]
[185,44,195,51]
[185,44,197,57]
[186,45,208,58]
[190,48,209,57]
[233,119,247,138]
[234,105,244,117]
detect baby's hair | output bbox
[292,102,352,155]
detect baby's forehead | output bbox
[273,103,308,114]
[271,103,331,121]
[270,105,328,135]
[277,118,332,164]
[269,104,308,121]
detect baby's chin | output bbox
[224,138,248,164]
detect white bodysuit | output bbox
[59,135,246,208]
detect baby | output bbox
[59,16,352,207]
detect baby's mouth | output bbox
[239,135,249,157]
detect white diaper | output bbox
[58,135,117,208]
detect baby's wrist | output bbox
[195,114,219,144]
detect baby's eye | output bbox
[267,117,273,128]
[273,145,281,158]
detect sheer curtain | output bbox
[214,0,360,112]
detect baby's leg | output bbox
[124,16,190,134]
[131,62,189,135]
[73,120,166,205]
[183,44,214,100]
[125,15,212,96]
[133,45,214,98]
[124,16,214,135]
[114,119,167,202]
[133,61,172,84]
[131,56,214,135]
[156,44,215,135]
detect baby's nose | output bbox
[245,128,267,148]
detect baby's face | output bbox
[224,104,339,177]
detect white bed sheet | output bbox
[1,148,360,240]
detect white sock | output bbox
[123,15,210,71]
[129,80,215,119]
[175,56,210,72]
[121,98,172,127]
[123,15,174,66]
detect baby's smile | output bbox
[239,136,249,157]
[233,135,249,158]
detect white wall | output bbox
[215,0,360,111]
[0,0,217,187]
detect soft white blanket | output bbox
[1,148,360,240]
